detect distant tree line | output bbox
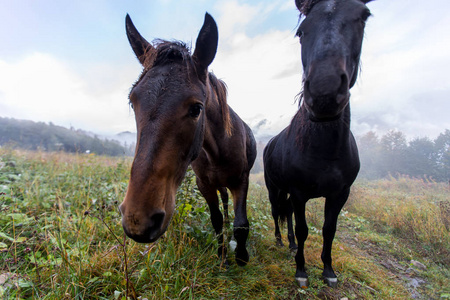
[250,129,449,183]
[357,129,449,182]
[0,117,132,156]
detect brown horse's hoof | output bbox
[295,277,308,289]
[324,276,338,288]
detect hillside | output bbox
[0,117,133,156]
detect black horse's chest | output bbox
[279,135,359,198]
[290,160,354,197]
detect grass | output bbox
[0,148,448,299]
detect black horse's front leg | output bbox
[322,189,350,287]
[291,195,309,288]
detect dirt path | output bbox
[337,223,431,300]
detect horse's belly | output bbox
[286,162,357,197]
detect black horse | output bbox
[263,0,372,288]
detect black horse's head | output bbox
[295,0,372,121]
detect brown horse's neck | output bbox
[200,83,229,160]
[199,73,234,158]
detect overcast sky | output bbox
[0,0,449,141]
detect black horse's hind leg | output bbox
[230,178,250,266]
[218,187,229,226]
[322,188,350,287]
[196,179,227,265]
[291,194,309,288]
[271,189,286,247]
[286,196,297,250]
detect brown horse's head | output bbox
[119,13,218,243]
[295,0,372,121]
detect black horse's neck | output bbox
[289,102,352,157]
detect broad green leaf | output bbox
[0,232,13,242]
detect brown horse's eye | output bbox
[189,103,203,118]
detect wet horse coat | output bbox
[119,13,256,266]
[264,0,372,287]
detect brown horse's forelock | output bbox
[131,40,233,137]
[131,40,193,89]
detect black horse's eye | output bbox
[189,103,203,118]
[361,9,371,22]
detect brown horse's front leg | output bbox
[196,179,227,265]
[230,178,250,266]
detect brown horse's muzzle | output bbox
[119,184,176,243]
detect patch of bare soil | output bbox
[337,224,431,300]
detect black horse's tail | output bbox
[278,195,293,226]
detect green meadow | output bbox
[0,149,448,299]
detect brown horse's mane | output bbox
[208,72,232,136]
[136,39,232,136]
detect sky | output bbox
[0,0,449,141]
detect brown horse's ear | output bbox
[193,13,218,82]
[125,14,155,67]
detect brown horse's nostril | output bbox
[146,211,165,241]
[122,209,166,243]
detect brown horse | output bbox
[264,0,372,288]
[119,13,257,266]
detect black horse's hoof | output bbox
[276,239,284,247]
[235,247,249,266]
[323,276,338,288]
[289,244,298,250]
[219,258,230,270]
[295,276,309,289]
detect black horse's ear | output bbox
[125,14,155,67]
[361,0,373,3]
[295,0,320,15]
[294,0,306,11]
[193,13,218,82]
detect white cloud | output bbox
[1,0,448,141]
[215,1,260,40]
[344,0,450,139]
[211,1,303,137]
[0,53,136,135]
